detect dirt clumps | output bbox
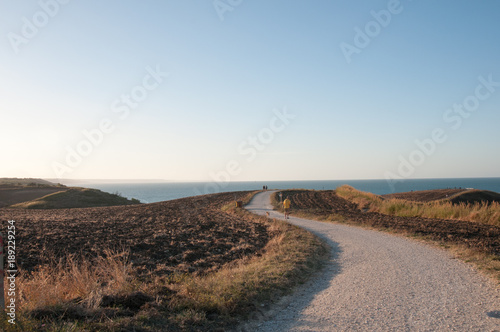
[0,191,270,277]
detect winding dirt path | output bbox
[245,191,500,331]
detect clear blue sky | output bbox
[1,0,499,182]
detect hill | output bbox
[448,189,500,205]
[383,188,500,205]
[9,188,140,209]
[0,186,67,208]
[0,177,140,208]
[0,177,59,187]
[382,189,467,202]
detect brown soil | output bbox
[382,189,467,202]
[0,191,270,277]
[280,190,500,256]
[0,187,67,208]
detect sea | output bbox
[76,178,500,204]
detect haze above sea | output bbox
[71,178,500,204]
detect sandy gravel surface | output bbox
[245,191,500,331]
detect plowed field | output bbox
[277,190,500,256]
[0,191,270,276]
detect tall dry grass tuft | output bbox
[17,250,133,312]
[336,185,383,212]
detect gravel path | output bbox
[245,191,500,331]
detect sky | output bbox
[1,0,499,182]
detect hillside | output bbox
[383,188,500,205]
[0,186,67,208]
[1,191,265,275]
[382,189,467,202]
[0,177,59,187]
[448,189,500,205]
[0,178,140,208]
[9,188,140,209]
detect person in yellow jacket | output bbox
[283,197,291,219]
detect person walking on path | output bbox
[283,197,291,219]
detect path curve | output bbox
[245,191,500,331]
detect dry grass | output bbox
[18,250,133,311]
[172,217,327,321]
[1,250,136,331]
[381,199,500,226]
[335,185,382,210]
[336,185,500,226]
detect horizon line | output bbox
[39,176,500,184]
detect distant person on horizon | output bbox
[283,197,291,219]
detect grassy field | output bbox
[0,191,328,331]
[9,188,141,209]
[0,178,59,187]
[0,177,141,209]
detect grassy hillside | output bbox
[0,187,67,208]
[0,177,59,187]
[448,189,500,205]
[383,188,500,205]
[383,188,467,202]
[9,188,141,209]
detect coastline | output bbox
[69,177,500,203]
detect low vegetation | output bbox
[336,185,500,226]
[0,178,141,209]
[9,188,141,209]
[0,178,59,187]
[1,191,327,331]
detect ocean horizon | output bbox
[76,177,500,204]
